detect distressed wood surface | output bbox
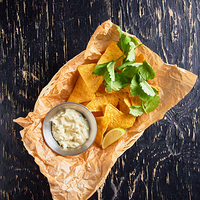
[0,0,200,199]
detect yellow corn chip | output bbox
[96,83,129,100]
[135,53,145,63]
[129,95,143,106]
[78,64,104,93]
[111,91,129,100]
[97,41,123,67]
[92,111,104,118]
[118,97,131,114]
[86,94,119,112]
[67,76,95,103]
[118,85,131,93]
[104,104,136,131]
[107,85,130,99]
[95,82,107,96]
[81,101,90,106]
[95,116,110,147]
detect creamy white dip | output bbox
[51,108,89,149]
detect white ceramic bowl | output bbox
[43,102,97,156]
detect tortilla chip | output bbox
[81,101,90,106]
[95,83,130,100]
[118,97,132,114]
[108,85,130,99]
[78,64,104,93]
[95,83,107,96]
[129,95,143,106]
[135,53,145,63]
[104,104,136,131]
[86,94,119,112]
[97,41,123,67]
[92,111,104,117]
[95,116,110,146]
[111,91,129,100]
[67,76,95,103]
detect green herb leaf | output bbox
[130,37,139,46]
[115,72,131,88]
[139,88,152,101]
[140,61,155,80]
[107,60,116,81]
[123,65,139,78]
[116,25,132,55]
[116,61,134,70]
[138,82,159,102]
[130,37,143,49]
[129,105,144,116]
[104,72,112,92]
[116,25,123,37]
[104,72,122,92]
[144,95,160,113]
[123,62,143,75]
[93,63,109,76]
[125,43,135,62]
[121,34,131,55]
[139,75,155,96]
[130,74,141,97]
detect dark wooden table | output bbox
[1,0,200,199]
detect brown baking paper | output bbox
[14,20,197,200]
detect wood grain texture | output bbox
[0,0,199,199]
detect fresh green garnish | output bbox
[93,25,160,116]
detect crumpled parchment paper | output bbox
[14,20,197,200]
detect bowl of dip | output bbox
[43,102,97,156]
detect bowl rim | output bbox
[42,102,97,156]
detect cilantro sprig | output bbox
[93,25,160,116]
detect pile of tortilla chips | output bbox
[14,20,197,200]
[68,41,145,147]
